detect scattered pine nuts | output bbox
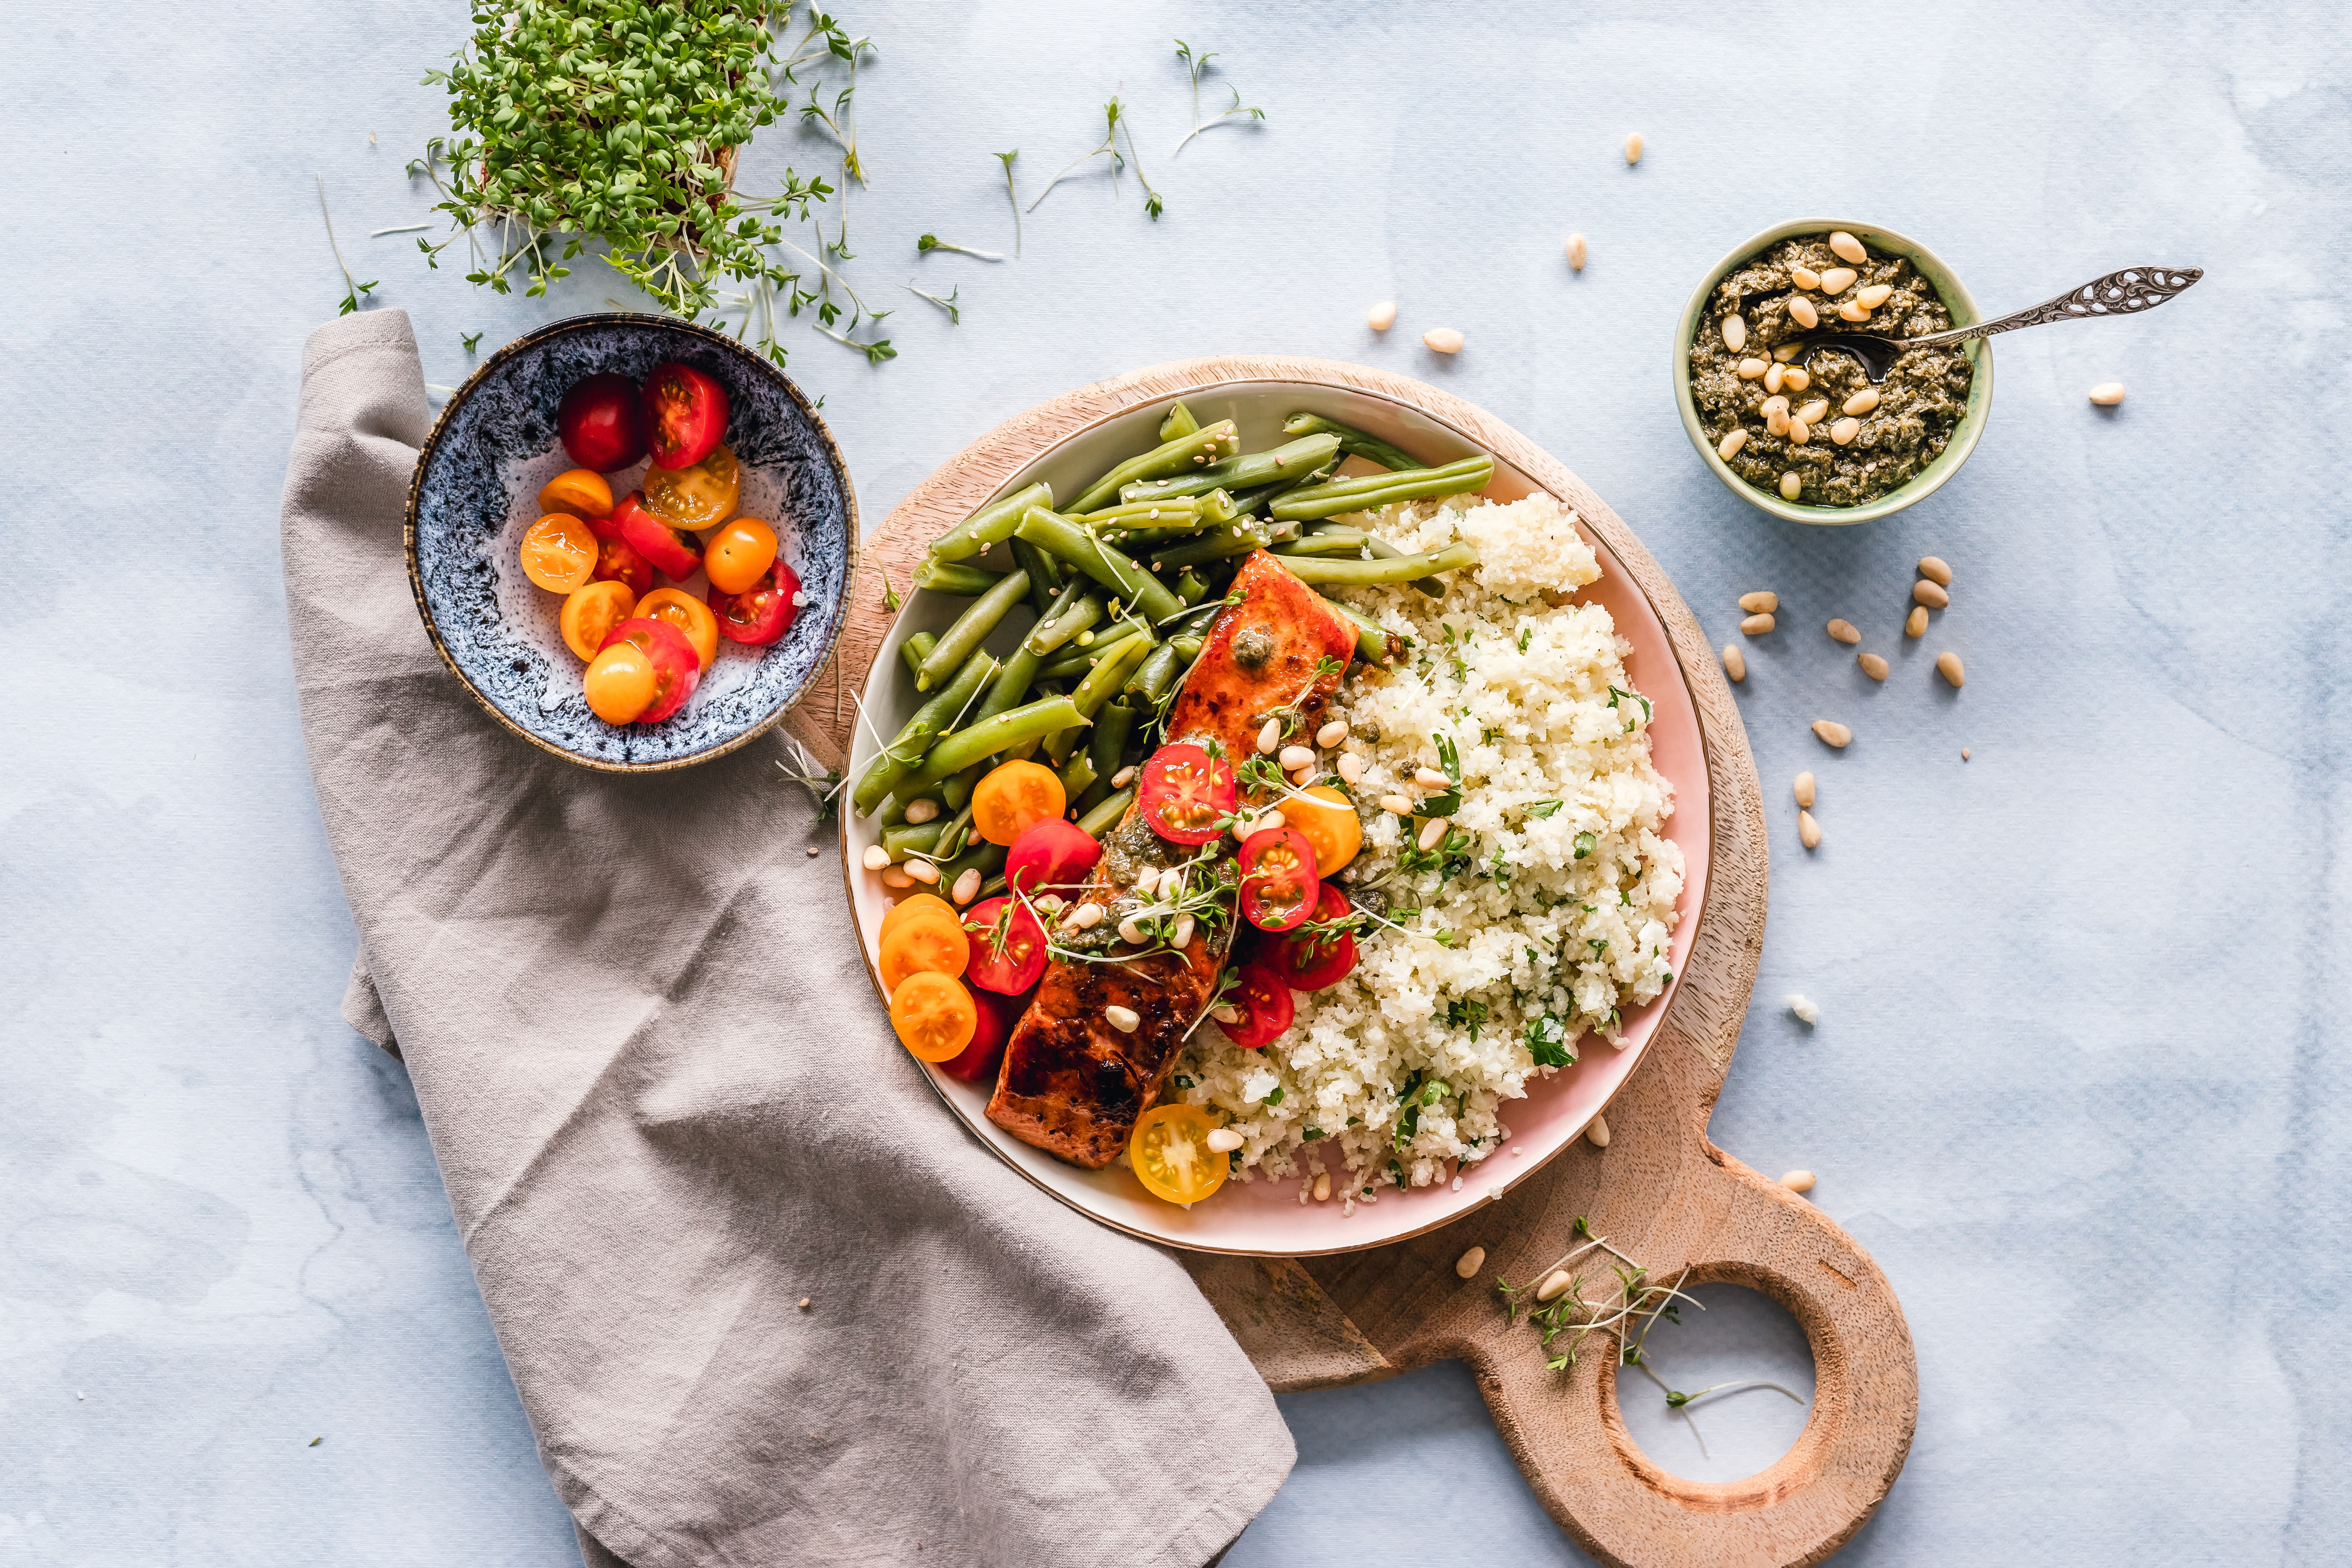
[1818,266,1857,295]
[1936,651,1966,687]
[1587,1113,1611,1149]
[1740,612,1776,635]
[1787,295,1819,330]
[1423,327,1465,354]
[1906,605,1929,638]
[1838,299,1872,322]
[799,1296,813,1310]
[1205,1127,1244,1153]
[1799,808,1821,849]
[1781,365,1811,392]
[1172,912,1195,948]
[1962,748,1971,760]
[1812,719,1852,748]
[1288,766,1314,788]
[1537,1269,1575,1303]
[1786,993,1820,1024]
[1278,744,1315,771]
[1759,396,1790,419]
[1256,718,1282,754]
[1780,1169,1818,1193]
[1737,357,1769,379]
[1855,283,1893,309]
[1780,472,1803,501]
[1843,387,1881,416]
[952,868,983,904]
[902,798,940,825]
[904,859,939,885]
[1367,300,1397,331]
[1722,313,1747,351]
[1826,618,1859,644]
[1413,766,1450,789]
[1829,416,1861,446]
[1793,771,1815,808]
[880,865,914,889]
[1103,1004,1141,1033]
[1796,399,1829,427]
[1791,265,1822,291]
[1455,1246,1486,1279]
[1858,652,1889,681]
[1917,556,1953,586]
[1828,231,1867,265]
[1380,795,1412,816]
[1068,901,1105,930]
[1624,132,1643,164]
[1718,428,1748,461]
[1118,916,1148,945]
[807,845,821,856]
[1211,1003,1240,1025]
[1788,418,1811,445]
[1721,643,1746,681]
[2089,381,2127,406]
[1913,580,1950,609]
[1317,719,1350,748]
[1765,408,1792,438]
[1763,362,1786,394]
[1417,816,1449,852]
[1566,234,1588,271]
[1337,753,1364,785]
[1774,342,1805,362]
[1111,765,1136,788]
[861,844,892,871]
[1739,591,1779,613]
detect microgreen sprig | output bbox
[905,280,962,323]
[1028,98,1128,212]
[994,151,1022,255]
[315,176,376,316]
[916,234,1003,261]
[1173,40,1266,157]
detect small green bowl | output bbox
[1674,219,1993,526]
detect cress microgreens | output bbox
[1171,40,1265,157]
[775,738,847,819]
[916,234,1003,261]
[904,280,961,323]
[1028,98,1132,215]
[1491,1217,1701,1382]
[460,330,484,354]
[315,177,377,316]
[994,151,1022,255]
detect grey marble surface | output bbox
[6,0,2347,1562]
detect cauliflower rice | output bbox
[1169,493,1685,1210]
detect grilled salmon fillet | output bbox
[988,552,1358,1168]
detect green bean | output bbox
[1151,523,1271,570]
[1367,532,1445,597]
[1024,591,1105,656]
[1281,540,1480,587]
[1119,433,1342,505]
[1012,507,1184,623]
[1268,455,1496,522]
[1035,631,1138,685]
[916,569,1029,691]
[898,631,936,680]
[1176,569,1210,605]
[1281,413,1427,473]
[1048,633,1155,763]
[942,761,983,813]
[1075,493,1204,529]
[943,838,1007,895]
[1069,419,1240,514]
[978,874,1009,900]
[934,799,977,861]
[1078,702,1137,814]
[1125,642,1181,705]
[912,558,1006,596]
[1173,634,1203,661]
[1077,786,1136,840]
[899,696,1086,796]
[1158,401,1200,441]
[1009,537,1062,614]
[1056,751,1096,800]
[852,648,999,815]
[1272,528,1371,558]
[1197,488,1242,525]
[926,481,1054,564]
[883,821,945,862]
[1319,594,1410,665]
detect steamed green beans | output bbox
[1319,594,1410,665]
[1271,528,1371,558]
[882,820,944,862]
[1118,433,1341,506]
[1280,539,1480,587]
[926,482,1053,564]
[1023,591,1105,656]
[898,631,936,680]
[852,648,999,815]
[1159,401,1199,441]
[1012,507,1184,623]
[1048,632,1154,763]
[1069,419,1241,514]
[1150,523,1271,571]
[1077,786,1136,839]
[1036,628,1144,684]
[1086,702,1137,796]
[1173,634,1203,662]
[1267,454,1496,522]
[1125,642,1181,705]
[915,569,1029,691]
[1280,413,1427,473]
[912,559,1005,596]
[1009,537,1062,615]
[898,696,1086,797]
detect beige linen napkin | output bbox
[280,309,1293,1568]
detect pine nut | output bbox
[1206,1126,1244,1153]
[1830,417,1861,445]
[1799,808,1821,849]
[1367,300,1397,331]
[1780,472,1803,501]
[1819,266,1857,295]
[880,865,914,889]
[1337,753,1364,785]
[1070,901,1105,930]
[1828,231,1867,265]
[1843,387,1881,416]
[1314,1172,1332,1202]
[1423,327,1465,354]
[1722,643,1747,681]
[1417,816,1449,852]
[1788,418,1811,445]
[1937,651,1965,687]
[1718,428,1748,460]
[1826,618,1859,644]
[1787,295,1819,330]
[1855,283,1893,310]
[1774,342,1805,362]
[1797,399,1829,427]
[1537,1269,1574,1303]
[1104,1004,1141,1033]
[1455,1246,1486,1279]
[1812,719,1852,748]
[1566,234,1588,271]
[1781,1169,1817,1192]
[862,844,892,871]
[1381,795,1412,815]
[1257,718,1282,754]
[1722,313,1747,351]
[1289,766,1314,787]
[1759,396,1789,419]
[1172,912,1195,948]
[1036,894,1067,914]
[1764,362,1785,394]
[2089,381,2126,406]
[1414,767,1450,789]
[1211,1004,1241,1024]
[952,868,982,903]
[1838,299,1872,322]
[1765,409,1792,438]
[1118,916,1148,944]
[1739,591,1779,613]
[1917,556,1953,586]
[1587,1113,1611,1149]
[1737,357,1769,379]
[1791,266,1822,291]
[1913,580,1950,608]
[902,798,940,825]
[1906,605,1929,638]
[1111,765,1136,788]
[1793,771,1815,807]
[1279,744,1315,771]
[1625,131,1643,164]
[1858,652,1889,681]
[1781,366,1811,392]
[904,859,939,884]
[1317,719,1350,748]
[1740,612,1776,635]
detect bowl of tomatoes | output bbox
[406,313,854,771]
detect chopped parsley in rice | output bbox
[1171,494,1684,1206]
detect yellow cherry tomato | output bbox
[1129,1104,1230,1206]
[879,910,970,992]
[633,587,720,671]
[520,513,599,593]
[880,892,957,944]
[1279,785,1362,876]
[559,580,638,662]
[705,517,780,595]
[582,641,657,724]
[641,443,741,531]
[536,467,614,521]
[890,970,977,1063]
[972,760,1067,847]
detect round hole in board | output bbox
[1613,1283,1817,1483]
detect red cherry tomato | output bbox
[643,362,730,471]
[937,982,1013,1083]
[591,532,654,596]
[1236,825,1320,933]
[614,491,704,581]
[709,560,800,647]
[960,897,1049,996]
[596,616,701,723]
[558,373,647,472]
[1137,743,1237,845]
[1217,964,1295,1049]
[1004,817,1102,897]
[1265,885,1358,992]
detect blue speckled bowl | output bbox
[406,314,855,771]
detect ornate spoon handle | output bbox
[1905,266,2202,351]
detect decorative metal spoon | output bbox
[1805,265,2202,383]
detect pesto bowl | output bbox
[1675,220,1993,526]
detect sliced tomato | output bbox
[937,982,1013,1082]
[1137,743,1237,845]
[560,580,637,663]
[709,560,800,647]
[1004,818,1102,896]
[591,533,654,596]
[643,444,742,531]
[633,587,719,671]
[1217,963,1295,1049]
[1129,1104,1229,1205]
[972,760,1066,847]
[1265,885,1358,992]
[960,896,1048,995]
[596,616,701,722]
[643,362,730,470]
[558,373,647,471]
[614,492,703,580]
[891,971,976,1063]
[1236,825,1320,932]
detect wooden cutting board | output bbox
[784,356,1916,1568]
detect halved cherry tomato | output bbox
[1216,963,1295,1049]
[519,513,599,593]
[937,982,1012,1082]
[583,642,658,724]
[1236,825,1320,932]
[591,533,654,597]
[1138,743,1237,845]
[537,467,615,521]
[972,761,1067,847]
[704,516,779,595]
[643,444,742,532]
[890,970,977,1063]
[1278,785,1362,877]
[1004,817,1101,896]
[879,909,970,992]
[709,561,800,647]
[1129,1104,1229,1205]
[613,492,703,581]
[558,373,646,471]
[559,580,637,662]
[1265,885,1359,992]
[643,362,730,470]
[595,617,700,723]
[959,896,1048,995]
[633,587,719,671]
[880,892,957,944]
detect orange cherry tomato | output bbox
[633,587,720,671]
[890,970,977,1063]
[583,642,657,723]
[1129,1104,1229,1205]
[536,468,615,521]
[520,513,599,593]
[880,892,958,944]
[595,617,701,723]
[559,580,638,662]
[879,910,970,991]
[1278,785,1362,877]
[972,760,1067,847]
[641,443,740,531]
[704,517,780,595]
